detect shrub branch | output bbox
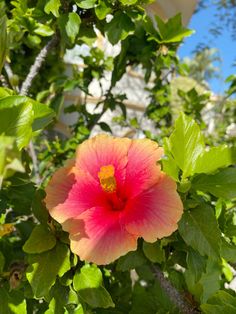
[151,265,199,314]
[20,36,58,96]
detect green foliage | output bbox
[23,225,56,253]
[26,243,70,298]
[73,264,115,308]
[201,290,236,313]
[179,205,221,260]
[0,1,235,313]
[192,168,236,199]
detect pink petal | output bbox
[123,174,183,242]
[45,159,75,217]
[75,134,131,190]
[66,206,137,265]
[124,139,164,198]
[45,163,106,224]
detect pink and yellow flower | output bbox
[45,134,183,265]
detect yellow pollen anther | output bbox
[98,165,116,193]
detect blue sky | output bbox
[178,4,235,94]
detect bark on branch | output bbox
[151,265,199,314]
[20,36,58,96]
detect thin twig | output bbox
[20,36,57,96]
[151,265,199,314]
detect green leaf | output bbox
[168,113,204,178]
[155,14,194,43]
[105,12,135,45]
[0,288,27,314]
[65,12,81,44]
[162,138,179,181]
[119,0,138,5]
[95,0,112,20]
[32,101,55,132]
[143,241,165,263]
[195,145,235,174]
[26,243,71,298]
[34,24,54,37]
[178,205,221,260]
[73,264,114,308]
[75,0,96,9]
[44,0,61,17]
[0,100,33,149]
[221,239,236,263]
[98,122,112,133]
[32,189,49,224]
[0,96,55,148]
[184,249,206,298]
[201,290,236,314]
[23,225,56,253]
[192,168,236,199]
[0,15,7,74]
[45,298,64,314]
[116,250,146,271]
[199,259,221,303]
[0,135,24,186]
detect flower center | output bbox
[98,165,117,193]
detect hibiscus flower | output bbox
[45,134,183,265]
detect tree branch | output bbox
[151,265,199,314]
[20,36,58,185]
[20,36,58,96]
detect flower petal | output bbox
[45,159,75,214]
[123,174,183,242]
[67,206,137,265]
[124,139,164,198]
[45,164,106,224]
[75,134,131,190]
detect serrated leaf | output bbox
[195,145,235,174]
[178,205,221,260]
[26,243,71,298]
[0,101,33,149]
[73,264,114,308]
[44,0,61,17]
[0,96,55,148]
[23,225,56,253]
[192,168,236,199]
[169,113,204,178]
[105,11,135,45]
[155,14,194,43]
